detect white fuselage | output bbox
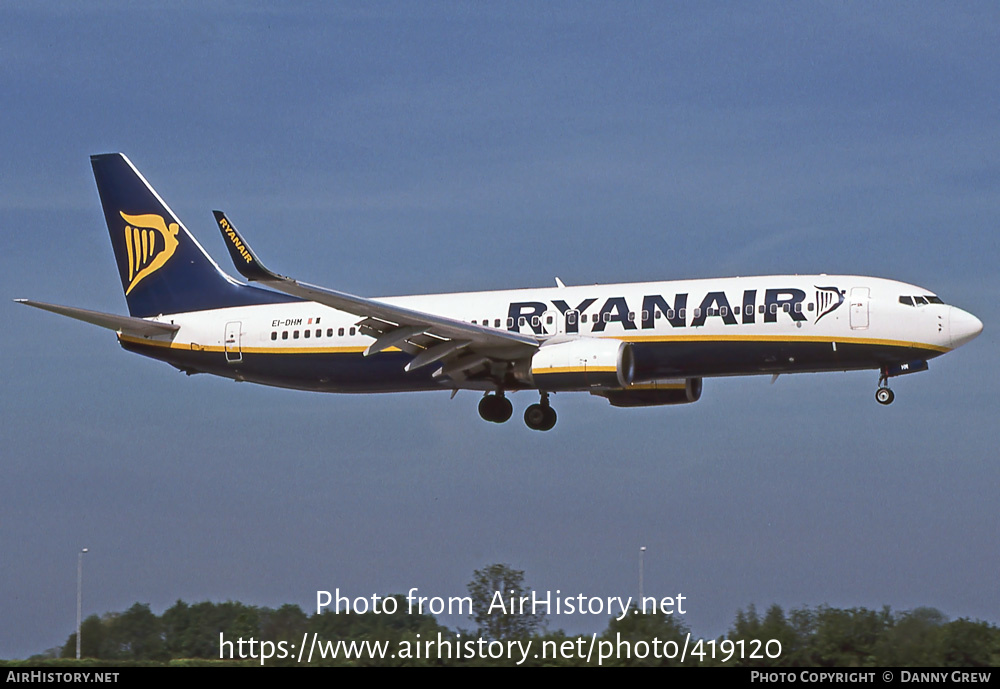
[121,274,978,394]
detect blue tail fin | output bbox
[91,153,297,317]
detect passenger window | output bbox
[282,331,288,340]
[316,329,321,337]
[546,316,553,325]
[327,328,333,337]
[770,304,777,314]
[271,332,277,341]
[494,319,501,327]
[567,312,577,325]
[734,306,741,315]
[693,308,701,319]
[581,314,588,323]
[666,309,674,319]
[304,330,310,338]
[759,305,766,314]
[350,327,356,336]
[519,317,526,326]
[678,308,686,319]
[338,327,345,336]
[720,306,728,317]
[507,317,514,328]
[293,330,299,339]
[793,303,802,313]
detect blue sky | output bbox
[2,3,998,659]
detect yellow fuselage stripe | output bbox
[119,333,950,355]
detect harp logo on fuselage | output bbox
[814,286,846,323]
[121,212,179,295]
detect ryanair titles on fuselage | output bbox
[506,286,845,335]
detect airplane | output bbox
[16,153,983,431]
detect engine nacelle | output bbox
[530,338,632,390]
[593,377,703,407]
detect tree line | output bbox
[29,564,1000,666]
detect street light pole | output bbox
[639,546,646,612]
[77,548,88,659]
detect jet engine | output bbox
[593,377,703,407]
[529,338,633,390]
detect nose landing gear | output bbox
[875,368,894,405]
[875,386,894,405]
[524,392,557,431]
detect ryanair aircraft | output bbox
[17,154,983,431]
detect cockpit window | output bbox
[899,295,945,306]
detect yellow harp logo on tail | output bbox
[121,212,180,295]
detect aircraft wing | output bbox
[212,212,539,380]
[15,299,180,338]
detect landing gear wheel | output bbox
[539,406,556,431]
[478,394,513,423]
[524,404,545,429]
[524,395,557,431]
[875,387,894,405]
[494,395,512,422]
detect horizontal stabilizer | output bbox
[15,299,180,338]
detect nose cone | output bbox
[950,306,983,348]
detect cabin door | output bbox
[225,321,243,363]
[849,288,870,330]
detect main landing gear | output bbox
[524,392,557,432]
[875,368,895,406]
[478,392,512,423]
[478,391,558,431]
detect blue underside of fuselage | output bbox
[120,338,943,393]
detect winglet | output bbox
[212,211,285,282]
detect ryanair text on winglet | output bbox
[218,216,253,264]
